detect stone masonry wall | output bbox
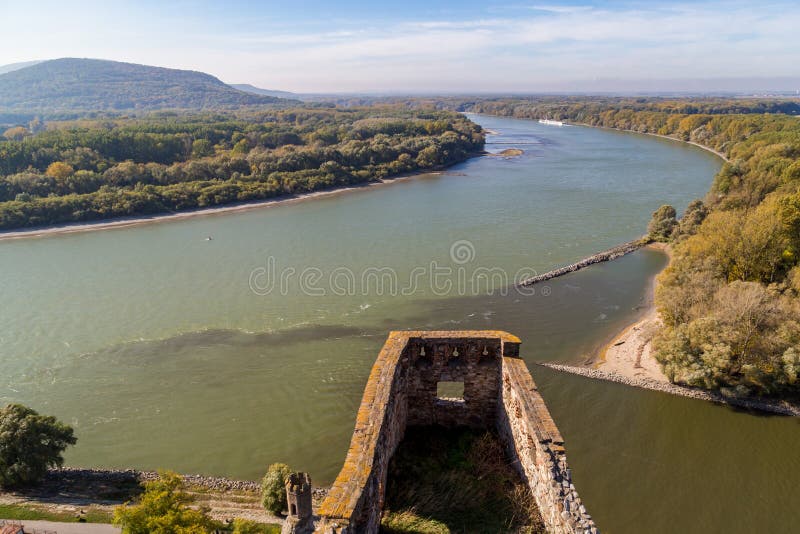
[312,331,597,534]
[498,357,597,533]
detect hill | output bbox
[0,58,290,112]
[0,60,43,75]
[230,83,297,99]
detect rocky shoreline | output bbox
[45,467,261,492]
[538,362,800,417]
[38,468,329,499]
[517,237,647,286]
[0,468,329,526]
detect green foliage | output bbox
[261,463,291,515]
[191,139,214,158]
[0,107,483,230]
[0,403,76,488]
[230,518,280,533]
[675,199,708,238]
[647,204,677,241]
[113,471,215,534]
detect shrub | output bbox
[0,403,76,488]
[112,471,214,534]
[261,463,291,515]
[647,204,678,241]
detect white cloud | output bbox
[1,1,798,92]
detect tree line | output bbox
[0,107,484,230]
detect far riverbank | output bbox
[0,158,485,241]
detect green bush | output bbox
[0,403,76,488]
[112,471,214,534]
[647,204,678,241]
[261,463,292,515]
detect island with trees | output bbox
[0,107,484,231]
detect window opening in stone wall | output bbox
[437,380,465,400]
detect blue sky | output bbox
[1,1,799,92]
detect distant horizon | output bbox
[1,1,799,94]
[2,57,799,97]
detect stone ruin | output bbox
[282,472,314,533]
[287,330,597,534]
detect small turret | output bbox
[285,472,313,520]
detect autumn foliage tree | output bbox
[113,471,215,534]
[2,126,28,141]
[45,161,74,180]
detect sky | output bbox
[1,0,799,93]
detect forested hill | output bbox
[0,58,292,112]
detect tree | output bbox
[647,204,677,241]
[231,138,250,156]
[261,463,291,515]
[45,162,74,180]
[2,126,29,141]
[191,139,214,158]
[113,471,215,534]
[0,404,76,488]
[676,199,708,238]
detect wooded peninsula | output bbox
[463,97,800,398]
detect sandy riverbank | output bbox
[489,148,524,157]
[592,242,671,383]
[545,242,800,416]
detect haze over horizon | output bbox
[2,0,799,94]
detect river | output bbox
[2,114,795,533]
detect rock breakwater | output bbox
[539,363,800,417]
[518,238,647,286]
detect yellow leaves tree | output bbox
[683,196,788,284]
[113,471,215,534]
[45,161,75,180]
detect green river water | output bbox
[1,114,797,533]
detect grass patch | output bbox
[380,427,545,534]
[222,519,281,533]
[0,503,112,523]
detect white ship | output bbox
[539,119,564,126]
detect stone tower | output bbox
[286,472,313,520]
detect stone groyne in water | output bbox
[517,238,648,287]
